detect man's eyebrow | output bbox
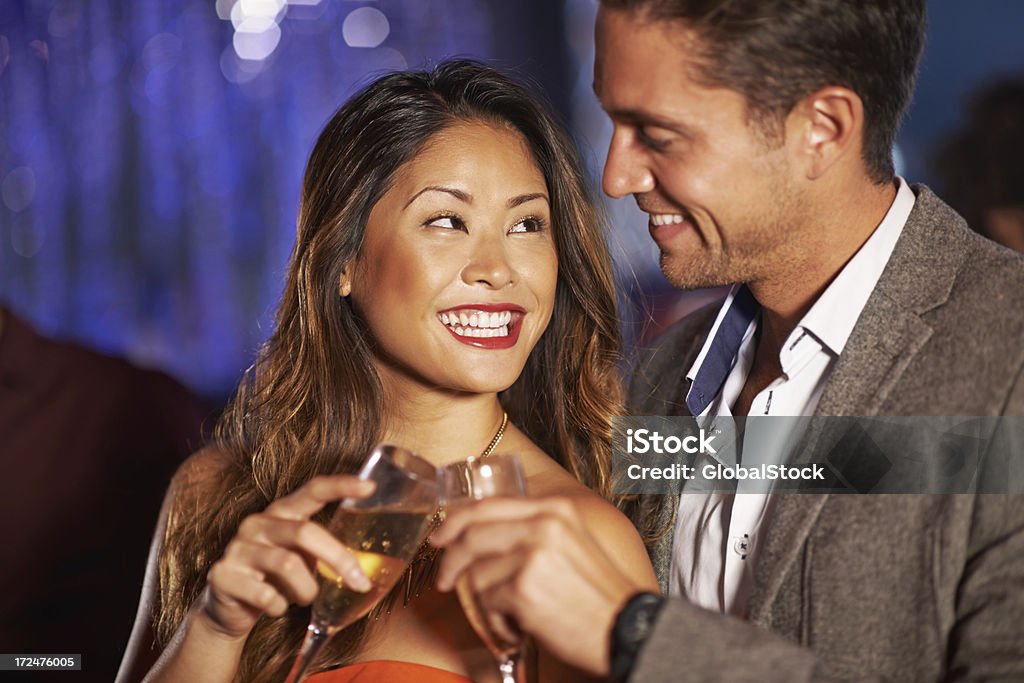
[594,103,696,141]
[591,82,683,130]
[404,185,472,209]
[508,192,549,209]
[611,107,683,130]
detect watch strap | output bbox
[609,591,665,682]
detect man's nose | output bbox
[602,128,655,199]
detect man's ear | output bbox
[339,264,353,297]
[790,86,863,180]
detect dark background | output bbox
[0,1,1021,679]
[2,0,1022,405]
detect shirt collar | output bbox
[685,285,758,416]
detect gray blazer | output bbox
[626,186,1024,682]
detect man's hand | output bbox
[432,497,646,676]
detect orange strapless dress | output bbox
[304,660,474,683]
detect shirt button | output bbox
[733,533,750,559]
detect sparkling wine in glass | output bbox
[284,444,438,683]
[439,454,528,683]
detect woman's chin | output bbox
[439,370,526,397]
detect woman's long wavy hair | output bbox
[157,59,624,682]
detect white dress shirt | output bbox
[669,178,917,616]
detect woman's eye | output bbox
[427,215,466,231]
[509,217,546,234]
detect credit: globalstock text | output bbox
[625,462,826,481]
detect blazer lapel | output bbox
[746,185,967,626]
[650,376,694,591]
[629,306,722,590]
[817,184,965,417]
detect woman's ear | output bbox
[339,265,352,297]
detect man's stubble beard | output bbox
[658,173,804,292]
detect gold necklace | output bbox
[399,410,508,606]
[478,410,508,459]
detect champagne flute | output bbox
[439,454,528,683]
[284,444,438,683]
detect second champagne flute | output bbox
[439,453,528,683]
[284,444,438,683]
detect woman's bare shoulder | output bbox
[511,436,657,587]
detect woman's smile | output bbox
[437,304,526,349]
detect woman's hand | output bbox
[197,475,376,640]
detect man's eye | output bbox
[636,126,670,150]
[509,216,547,234]
[427,215,466,231]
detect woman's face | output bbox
[345,120,558,397]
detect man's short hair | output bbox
[600,0,926,184]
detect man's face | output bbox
[594,7,808,290]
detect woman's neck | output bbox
[377,388,507,467]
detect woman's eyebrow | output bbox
[404,185,471,209]
[508,192,549,209]
[404,187,549,210]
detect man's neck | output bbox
[751,178,898,357]
[733,178,899,415]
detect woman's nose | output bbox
[460,235,515,289]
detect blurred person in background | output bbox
[934,77,1024,254]
[0,304,206,682]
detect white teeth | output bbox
[438,309,517,341]
[438,310,516,329]
[462,328,500,338]
[650,213,686,226]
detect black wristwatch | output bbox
[609,592,665,683]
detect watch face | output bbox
[623,600,658,642]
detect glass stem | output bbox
[284,621,330,683]
[498,654,523,683]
